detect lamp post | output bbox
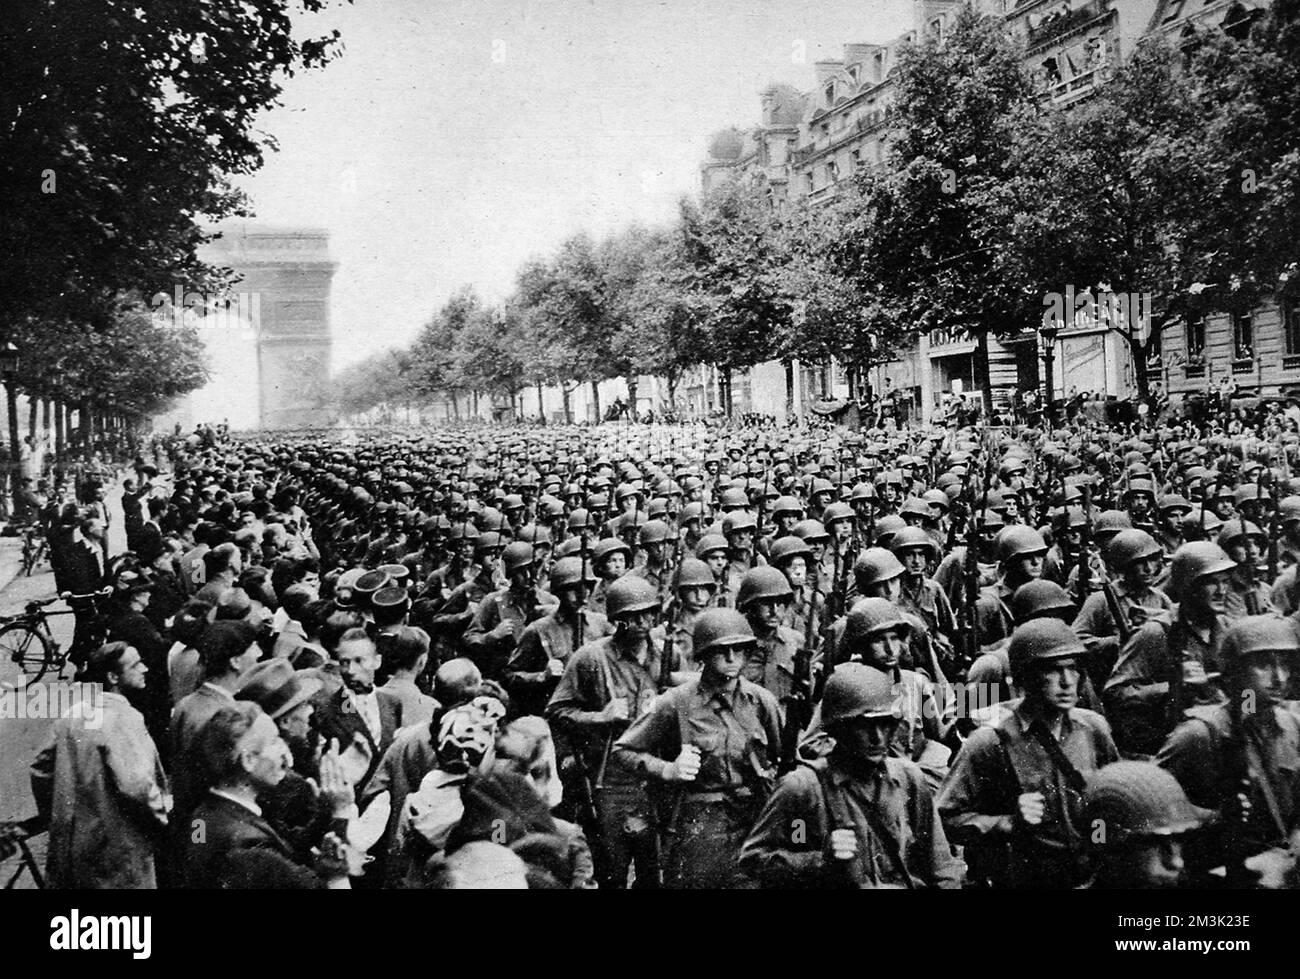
[1040,322,1060,428]
[1,342,21,507]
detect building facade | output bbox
[698,0,1272,422]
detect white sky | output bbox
[234,0,915,371]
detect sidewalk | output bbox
[0,536,25,595]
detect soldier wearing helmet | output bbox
[418,529,504,662]
[735,567,806,701]
[721,509,765,603]
[505,556,614,717]
[1155,494,1193,557]
[649,557,716,666]
[628,519,673,604]
[1082,761,1209,889]
[739,663,963,889]
[547,575,676,889]
[694,533,731,607]
[974,526,1049,650]
[1157,615,1300,885]
[1104,542,1236,756]
[769,536,825,639]
[462,541,558,681]
[1216,519,1275,619]
[893,526,958,671]
[938,618,1120,889]
[586,537,632,618]
[613,608,782,888]
[1071,530,1173,681]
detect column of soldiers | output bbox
[26,419,1300,889]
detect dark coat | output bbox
[181,793,323,889]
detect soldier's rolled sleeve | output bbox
[737,767,826,887]
[505,626,549,689]
[611,698,675,781]
[545,651,610,729]
[1103,621,1170,706]
[936,729,1015,843]
[1072,593,1119,659]
[461,597,499,651]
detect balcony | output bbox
[1028,0,1108,48]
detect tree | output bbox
[0,0,351,335]
[843,5,1037,417]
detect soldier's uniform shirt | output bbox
[1104,613,1229,756]
[744,625,805,702]
[650,610,700,670]
[627,559,670,604]
[899,576,956,645]
[505,608,613,717]
[1224,575,1275,619]
[937,701,1119,888]
[546,635,667,760]
[934,547,997,607]
[462,586,557,679]
[782,586,825,641]
[614,673,782,888]
[973,580,1016,649]
[1157,702,1300,866]
[738,753,963,889]
[1071,581,1173,668]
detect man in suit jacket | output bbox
[169,621,261,822]
[313,627,403,797]
[61,512,107,671]
[181,702,351,889]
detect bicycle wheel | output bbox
[0,623,51,687]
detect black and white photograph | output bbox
[0,0,1297,955]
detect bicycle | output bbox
[1,817,46,889]
[19,523,47,577]
[0,588,111,688]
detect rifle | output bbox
[1078,485,1094,602]
[781,593,815,775]
[1268,465,1281,583]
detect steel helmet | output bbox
[890,526,938,558]
[502,493,526,512]
[605,576,661,619]
[474,530,505,555]
[822,502,854,527]
[922,488,950,513]
[694,533,729,558]
[447,521,481,544]
[1105,530,1163,569]
[638,519,672,546]
[691,608,756,658]
[1218,614,1300,662]
[849,482,877,504]
[996,526,1048,564]
[501,542,537,576]
[1010,580,1076,623]
[680,501,706,523]
[1094,510,1133,537]
[768,536,814,567]
[478,507,508,533]
[592,537,632,568]
[736,566,795,609]
[719,487,750,509]
[873,515,907,550]
[899,497,932,521]
[1164,542,1237,604]
[674,557,718,591]
[1181,508,1223,537]
[567,508,596,531]
[791,519,830,544]
[1216,519,1266,548]
[772,495,804,517]
[723,510,758,535]
[1007,618,1087,681]
[853,547,905,590]
[844,597,911,644]
[821,663,902,726]
[1084,761,1210,845]
[1158,494,1192,515]
[549,556,596,592]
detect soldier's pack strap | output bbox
[806,758,914,889]
[1028,722,1088,795]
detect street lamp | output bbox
[0,343,20,378]
[1040,321,1060,428]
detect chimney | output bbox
[813,60,843,85]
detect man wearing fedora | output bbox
[236,659,359,860]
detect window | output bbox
[827,161,839,183]
[805,172,815,194]
[929,15,946,37]
[1232,311,1254,360]
[819,121,830,138]
[824,83,835,105]
[850,148,861,169]
[873,52,885,81]
[847,66,858,83]
[1286,297,1300,356]
[1186,316,1206,361]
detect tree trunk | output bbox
[666,369,679,407]
[1127,335,1152,402]
[27,396,37,444]
[450,391,460,421]
[590,379,601,423]
[721,367,733,418]
[6,383,19,501]
[561,384,572,425]
[784,361,795,420]
[626,375,638,422]
[42,399,50,447]
[536,380,545,422]
[974,332,994,421]
[54,401,65,462]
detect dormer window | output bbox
[873,52,885,80]
[847,65,859,83]
[824,82,835,105]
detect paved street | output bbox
[0,487,126,888]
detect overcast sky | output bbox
[234,0,915,371]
